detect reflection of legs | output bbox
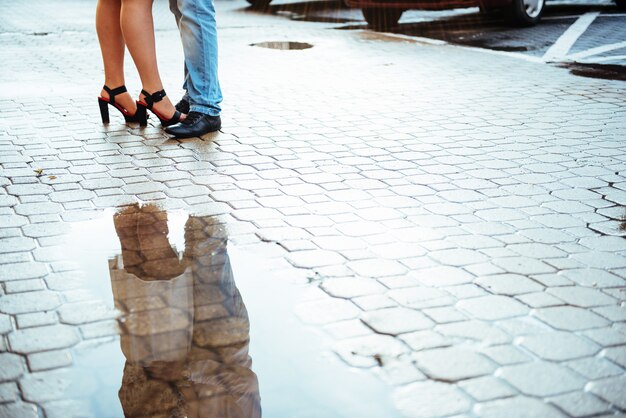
[120,0,178,119]
[182,216,261,418]
[95,0,136,113]
[113,204,187,280]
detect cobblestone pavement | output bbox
[1,0,626,417]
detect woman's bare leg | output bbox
[120,0,179,119]
[96,0,137,114]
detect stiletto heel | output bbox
[137,89,183,127]
[98,98,110,124]
[135,103,148,127]
[98,85,141,124]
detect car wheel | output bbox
[615,0,626,9]
[510,0,544,25]
[246,0,272,9]
[362,8,403,30]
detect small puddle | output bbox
[558,62,626,81]
[54,204,400,417]
[250,41,314,50]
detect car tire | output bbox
[362,8,403,30]
[510,0,544,25]
[246,0,272,9]
[615,0,626,9]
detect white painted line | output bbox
[567,41,626,60]
[543,11,600,62]
[579,54,626,63]
[543,13,626,20]
[372,30,544,63]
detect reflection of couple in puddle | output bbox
[110,204,261,418]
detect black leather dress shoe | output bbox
[165,111,221,138]
[175,98,190,114]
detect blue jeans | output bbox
[169,0,222,116]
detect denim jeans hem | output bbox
[190,104,220,117]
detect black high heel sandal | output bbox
[98,85,141,124]
[135,89,183,127]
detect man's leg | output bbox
[176,0,222,116]
[169,0,191,108]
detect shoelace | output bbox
[183,111,204,125]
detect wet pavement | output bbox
[1,0,626,417]
[249,0,626,77]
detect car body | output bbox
[344,0,546,28]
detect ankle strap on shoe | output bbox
[103,85,128,107]
[141,89,167,109]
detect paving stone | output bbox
[294,298,360,325]
[0,402,38,418]
[0,314,11,335]
[474,273,544,295]
[57,301,118,325]
[8,324,79,354]
[548,392,610,417]
[415,266,475,286]
[436,321,511,345]
[481,345,532,366]
[362,308,434,335]
[27,350,72,372]
[14,202,62,216]
[422,306,467,323]
[387,286,455,310]
[565,357,624,381]
[428,248,488,266]
[0,263,48,281]
[324,319,372,339]
[560,269,626,288]
[286,250,345,269]
[457,295,528,320]
[378,360,426,386]
[498,362,586,397]
[19,368,98,403]
[516,291,564,308]
[0,237,36,254]
[547,286,617,307]
[587,375,626,410]
[458,376,517,401]
[320,277,387,299]
[3,279,45,294]
[41,399,94,418]
[352,294,397,311]
[399,330,453,352]
[533,306,610,331]
[518,331,600,361]
[334,334,410,368]
[415,347,496,382]
[0,381,19,403]
[584,327,626,347]
[602,346,626,369]
[0,291,60,315]
[394,381,471,418]
[475,396,568,418]
[492,257,555,275]
[593,305,626,322]
[347,259,407,277]
[0,353,25,382]
[16,312,57,329]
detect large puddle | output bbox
[55,204,401,417]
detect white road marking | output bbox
[543,11,600,62]
[567,41,626,60]
[373,30,545,63]
[543,13,626,20]
[579,54,626,63]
